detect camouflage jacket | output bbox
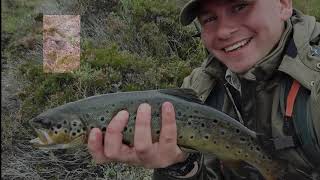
[153,10,320,180]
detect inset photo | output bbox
[43,15,80,73]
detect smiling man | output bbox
[88,0,320,179]
[196,0,289,74]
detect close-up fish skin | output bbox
[29,88,287,180]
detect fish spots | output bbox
[201,123,205,128]
[187,121,192,126]
[124,126,128,132]
[177,111,182,117]
[156,130,160,135]
[213,140,217,144]
[213,119,218,124]
[50,123,69,136]
[100,116,105,122]
[236,129,240,134]
[193,110,199,114]
[220,130,225,136]
[204,135,209,140]
[179,135,183,139]
[256,147,261,152]
[190,135,194,139]
[225,145,230,149]
[240,137,246,142]
[70,126,84,138]
[85,113,90,119]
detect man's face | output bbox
[198,0,292,73]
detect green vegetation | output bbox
[293,0,320,20]
[2,0,320,179]
[13,0,205,121]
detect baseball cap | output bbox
[180,0,202,26]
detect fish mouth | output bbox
[29,128,55,148]
[30,128,86,150]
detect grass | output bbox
[293,0,320,20]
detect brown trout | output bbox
[29,88,287,180]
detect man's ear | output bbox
[279,0,293,20]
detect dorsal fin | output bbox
[158,88,203,104]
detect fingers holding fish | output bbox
[134,103,154,162]
[159,102,178,145]
[104,110,130,160]
[88,128,109,164]
[132,102,186,169]
[157,102,187,166]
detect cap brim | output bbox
[180,0,201,26]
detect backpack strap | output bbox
[283,79,301,136]
[280,78,320,169]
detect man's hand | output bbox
[88,102,188,169]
